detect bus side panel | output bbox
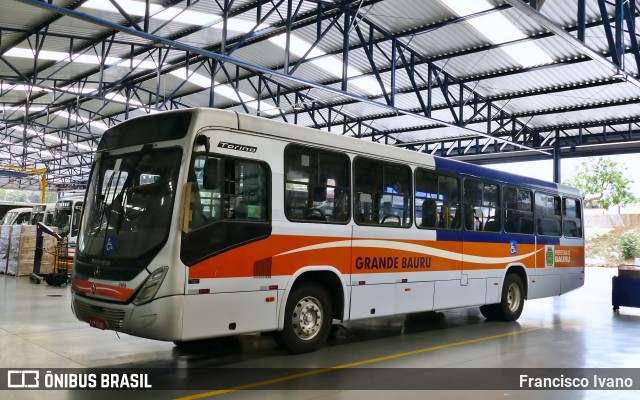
[557,237,586,295]
[182,290,279,340]
[349,227,457,319]
[531,236,561,299]
[433,278,485,310]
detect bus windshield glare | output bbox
[78,147,182,259]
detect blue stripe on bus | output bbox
[535,236,562,245]
[433,157,559,191]
[435,229,561,246]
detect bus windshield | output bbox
[78,147,182,259]
[53,209,73,236]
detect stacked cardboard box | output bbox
[0,225,11,273]
[5,225,57,276]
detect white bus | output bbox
[1,207,34,225]
[71,108,585,353]
[53,196,84,267]
[30,203,56,226]
[0,201,41,223]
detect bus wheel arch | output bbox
[480,264,528,322]
[275,268,346,353]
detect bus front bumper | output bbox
[71,292,184,341]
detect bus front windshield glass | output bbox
[78,147,182,259]
[53,209,72,236]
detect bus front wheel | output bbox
[276,283,333,354]
[480,273,525,322]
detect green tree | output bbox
[564,157,638,210]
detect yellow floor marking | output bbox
[175,326,541,399]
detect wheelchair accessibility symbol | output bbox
[105,235,117,254]
[509,240,517,255]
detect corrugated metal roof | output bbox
[1,0,640,187]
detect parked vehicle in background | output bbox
[52,196,84,268]
[1,207,34,225]
[0,201,40,222]
[30,203,56,226]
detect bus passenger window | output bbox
[354,157,411,227]
[463,178,500,232]
[284,145,350,223]
[535,192,562,236]
[504,186,534,235]
[562,198,582,238]
[415,169,460,230]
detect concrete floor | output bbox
[1,267,639,400]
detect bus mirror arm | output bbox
[180,182,193,234]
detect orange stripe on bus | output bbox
[71,278,135,301]
[188,235,584,279]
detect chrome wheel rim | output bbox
[291,296,323,341]
[507,283,522,313]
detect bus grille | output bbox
[74,301,126,329]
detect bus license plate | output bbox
[88,316,106,330]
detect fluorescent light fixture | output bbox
[6,47,160,71]
[0,105,47,113]
[268,33,388,96]
[5,47,121,66]
[1,140,54,158]
[245,101,282,116]
[83,0,214,26]
[170,68,284,115]
[43,134,94,151]
[4,48,67,61]
[58,86,98,94]
[83,0,267,32]
[115,58,161,70]
[441,0,553,67]
[169,68,212,88]
[83,0,162,16]
[55,111,109,131]
[104,92,144,107]
[0,83,50,93]
[169,68,253,101]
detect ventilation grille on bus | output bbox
[253,258,272,279]
[74,301,125,329]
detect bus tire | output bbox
[481,273,525,321]
[276,283,333,354]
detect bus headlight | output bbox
[133,266,169,305]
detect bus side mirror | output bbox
[180,182,193,234]
[203,158,221,190]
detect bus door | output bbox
[531,192,563,298]
[349,159,413,320]
[459,179,501,308]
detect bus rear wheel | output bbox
[276,283,333,354]
[480,273,525,322]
